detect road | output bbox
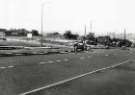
[29,61,135,95]
[0,49,134,95]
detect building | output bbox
[0,29,6,40]
[27,32,33,40]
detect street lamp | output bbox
[40,3,45,46]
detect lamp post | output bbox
[124,28,126,40]
[84,25,86,38]
[40,3,45,46]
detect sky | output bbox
[0,0,135,35]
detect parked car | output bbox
[73,41,86,51]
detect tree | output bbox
[86,32,96,41]
[19,28,28,36]
[31,30,39,36]
[46,32,61,38]
[97,36,111,45]
[63,30,79,40]
[63,30,72,39]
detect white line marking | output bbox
[80,57,85,60]
[5,53,13,54]
[7,65,14,68]
[0,67,6,69]
[105,54,109,56]
[64,58,69,62]
[39,62,46,64]
[130,52,132,54]
[88,56,91,58]
[38,52,45,54]
[56,60,61,62]
[19,59,131,95]
[31,52,38,54]
[48,61,54,64]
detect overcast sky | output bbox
[0,0,135,35]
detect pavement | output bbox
[0,48,134,95]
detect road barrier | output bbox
[0,49,74,57]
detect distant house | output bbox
[46,32,63,39]
[97,36,110,45]
[97,36,107,43]
[9,29,28,36]
[10,31,19,36]
[0,29,6,40]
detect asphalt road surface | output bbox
[0,49,134,95]
[29,61,135,95]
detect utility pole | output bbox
[124,28,126,40]
[113,32,116,39]
[40,3,45,47]
[83,25,87,50]
[84,25,86,38]
[90,21,92,33]
[106,32,109,45]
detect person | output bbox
[73,41,78,54]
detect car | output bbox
[73,41,85,51]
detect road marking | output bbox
[60,52,68,54]
[43,51,48,54]
[130,52,132,54]
[7,65,14,68]
[80,57,85,60]
[77,53,81,55]
[63,58,69,62]
[5,53,13,54]
[38,52,45,55]
[39,62,47,64]
[88,56,91,58]
[105,54,109,56]
[48,61,54,64]
[31,52,38,54]
[84,51,89,53]
[0,67,6,69]
[56,60,61,62]
[19,59,132,95]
